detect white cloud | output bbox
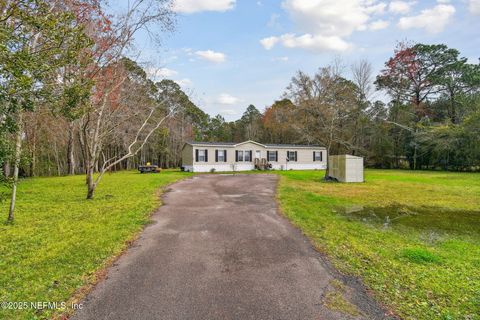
[260,37,279,50]
[468,0,480,15]
[369,19,389,30]
[261,0,389,53]
[145,68,191,88]
[388,1,415,14]
[261,33,351,53]
[267,13,281,28]
[397,4,455,33]
[146,67,179,81]
[282,0,387,38]
[195,50,226,63]
[175,78,193,87]
[274,56,289,62]
[365,2,387,14]
[155,67,178,78]
[217,93,239,105]
[173,0,235,13]
[220,109,238,116]
[467,57,479,64]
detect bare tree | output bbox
[80,95,178,199]
[350,59,374,155]
[286,65,359,178]
[351,59,374,103]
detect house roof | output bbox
[187,141,237,146]
[184,140,325,149]
[264,143,323,148]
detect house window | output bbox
[267,151,277,162]
[287,151,297,162]
[244,150,251,162]
[197,149,206,162]
[314,151,323,161]
[237,150,244,162]
[217,150,225,162]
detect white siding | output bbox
[182,140,328,172]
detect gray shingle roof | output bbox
[186,141,237,146]
[264,143,322,148]
[185,141,324,148]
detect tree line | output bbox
[196,43,480,172]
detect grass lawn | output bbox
[1,168,479,319]
[0,170,191,320]
[277,169,480,320]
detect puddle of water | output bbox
[333,205,480,239]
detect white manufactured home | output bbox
[181,140,327,172]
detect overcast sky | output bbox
[130,0,480,121]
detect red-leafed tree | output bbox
[376,42,427,117]
[375,42,462,169]
[376,41,461,118]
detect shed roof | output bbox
[329,154,363,159]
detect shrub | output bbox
[401,248,441,264]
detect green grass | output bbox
[2,168,479,319]
[276,169,480,320]
[401,248,442,264]
[0,170,191,320]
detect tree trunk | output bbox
[77,129,86,174]
[30,130,36,177]
[449,93,457,124]
[413,127,418,170]
[8,120,23,222]
[54,141,61,176]
[413,144,417,170]
[3,162,10,177]
[86,166,95,199]
[324,146,331,179]
[67,123,75,175]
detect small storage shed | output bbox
[328,155,364,183]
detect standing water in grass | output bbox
[333,205,480,240]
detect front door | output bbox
[255,150,261,159]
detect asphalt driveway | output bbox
[72,174,391,320]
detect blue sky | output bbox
[130,0,480,121]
